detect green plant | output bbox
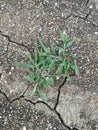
[14,31,78,103]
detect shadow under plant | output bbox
[0,0,98,130]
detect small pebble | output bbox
[55,2,58,6]
[23,126,26,130]
[94,32,98,35]
[89,5,93,9]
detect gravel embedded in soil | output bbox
[0,0,98,130]
[0,96,67,130]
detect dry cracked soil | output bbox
[0,0,98,130]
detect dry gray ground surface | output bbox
[0,0,98,130]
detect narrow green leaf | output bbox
[37,89,47,103]
[25,76,34,83]
[60,31,68,49]
[37,59,45,67]
[66,62,71,71]
[64,71,71,81]
[39,78,49,89]
[74,60,78,75]
[47,59,56,72]
[50,39,56,54]
[46,57,52,65]
[27,55,39,70]
[60,31,67,43]
[32,85,37,95]
[56,62,64,75]
[28,71,34,77]
[58,47,64,55]
[34,72,40,81]
[27,55,34,65]
[14,62,34,69]
[46,77,54,85]
[65,38,76,49]
[70,60,78,75]
[70,54,77,59]
[34,47,38,63]
[39,39,50,54]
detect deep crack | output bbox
[54,76,67,110]
[54,73,75,110]
[8,95,24,106]
[54,110,79,130]
[0,31,79,130]
[23,98,79,130]
[0,58,78,130]
[23,72,79,130]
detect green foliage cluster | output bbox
[14,32,78,102]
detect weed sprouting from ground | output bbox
[14,32,78,102]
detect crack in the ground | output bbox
[72,10,98,27]
[0,2,97,129]
[54,73,75,110]
[24,98,79,130]
[8,95,24,106]
[54,76,67,110]
[0,32,79,130]
[0,90,10,102]
[0,31,30,53]
[7,86,30,106]
[0,86,29,105]
[63,7,98,28]
[85,0,90,6]
[23,73,78,130]
[1,84,79,130]
[72,8,91,20]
